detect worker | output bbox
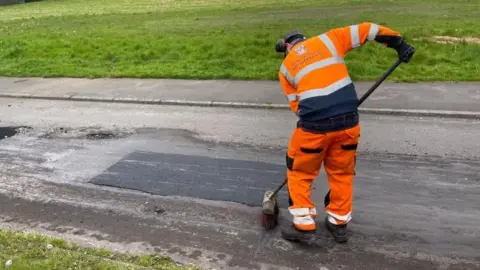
[275,22,414,243]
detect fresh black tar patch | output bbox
[89,151,289,207]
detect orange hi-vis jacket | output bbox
[279,22,401,121]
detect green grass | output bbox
[0,0,479,82]
[0,229,198,270]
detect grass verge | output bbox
[0,0,479,82]
[0,229,197,270]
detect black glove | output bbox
[392,39,415,63]
[375,36,415,63]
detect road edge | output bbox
[1,93,479,120]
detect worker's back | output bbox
[280,30,358,122]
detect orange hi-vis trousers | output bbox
[286,120,360,231]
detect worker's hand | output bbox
[394,39,415,63]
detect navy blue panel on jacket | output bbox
[297,83,358,121]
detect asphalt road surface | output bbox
[0,98,479,270]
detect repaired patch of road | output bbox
[89,151,288,207]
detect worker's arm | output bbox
[278,71,299,115]
[332,22,414,62]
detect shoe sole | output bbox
[281,232,316,243]
[282,236,313,242]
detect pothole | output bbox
[0,127,17,140]
[85,132,117,140]
[40,127,128,140]
[0,126,32,140]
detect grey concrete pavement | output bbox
[0,77,479,118]
[0,98,479,269]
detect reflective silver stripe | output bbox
[280,64,294,85]
[289,208,310,216]
[318,34,338,57]
[293,56,344,86]
[298,76,352,101]
[293,215,315,226]
[327,215,338,225]
[327,211,352,221]
[286,93,297,102]
[368,23,380,41]
[350,24,360,48]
